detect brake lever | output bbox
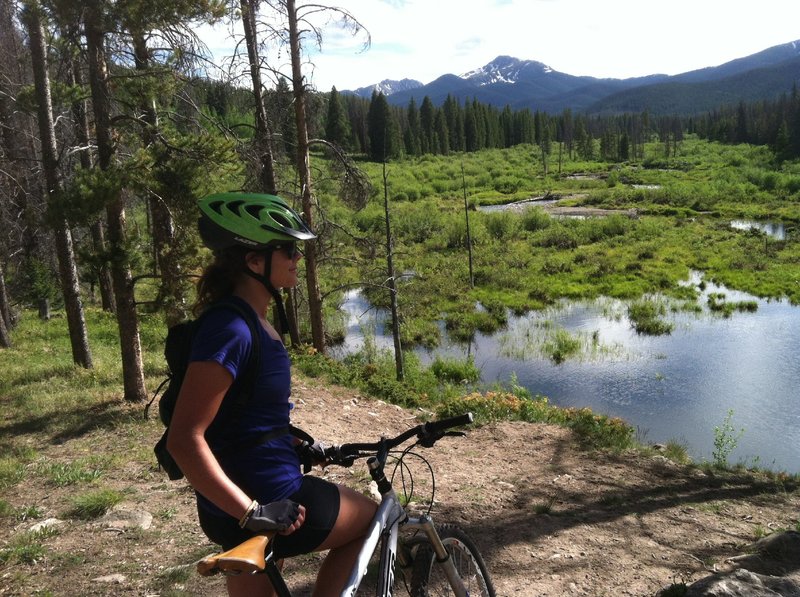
[323,445,358,468]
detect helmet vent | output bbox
[271,212,293,229]
[228,200,245,212]
[244,204,263,219]
[208,200,225,215]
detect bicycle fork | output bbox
[405,515,471,597]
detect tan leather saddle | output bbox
[197,532,275,576]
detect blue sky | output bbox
[200,0,800,91]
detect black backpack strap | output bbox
[289,425,315,445]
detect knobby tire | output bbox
[409,524,495,597]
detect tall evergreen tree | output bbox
[368,91,400,161]
[419,96,435,155]
[325,86,351,149]
[404,97,421,156]
[84,0,147,402]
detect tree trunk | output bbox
[382,162,403,381]
[85,1,147,401]
[24,0,93,368]
[0,0,41,272]
[286,0,325,353]
[0,262,10,347]
[67,35,115,312]
[240,0,278,195]
[131,31,185,326]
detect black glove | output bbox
[242,500,301,532]
[295,440,327,473]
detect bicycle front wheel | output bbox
[409,524,495,597]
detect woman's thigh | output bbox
[314,484,377,551]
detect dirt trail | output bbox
[1,375,798,596]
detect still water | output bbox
[333,277,800,473]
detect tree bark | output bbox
[286,0,325,353]
[382,162,403,381]
[0,0,41,270]
[67,35,115,312]
[0,261,10,347]
[240,0,278,195]
[24,0,93,368]
[85,1,147,401]
[131,31,185,326]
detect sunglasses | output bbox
[273,242,302,259]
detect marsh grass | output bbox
[628,298,674,335]
[343,138,800,355]
[496,314,623,364]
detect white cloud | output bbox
[198,0,800,91]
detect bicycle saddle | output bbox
[197,532,274,576]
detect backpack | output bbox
[147,300,263,480]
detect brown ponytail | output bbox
[192,247,250,316]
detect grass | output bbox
[0,530,52,565]
[323,138,800,352]
[67,489,126,520]
[628,299,675,335]
[41,461,104,487]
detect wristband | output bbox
[238,499,258,528]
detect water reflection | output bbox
[332,279,800,473]
[730,220,787,240]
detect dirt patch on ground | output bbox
[1,374,799,596]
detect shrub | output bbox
[483,211,519,239]
[535,226,580,249]
[493,176,521,194]
[521,207,551,232]
[430,356,480,384]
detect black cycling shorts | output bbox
[197,475,340,557]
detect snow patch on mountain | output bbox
[350,78,423,98]
[461,55,553,86]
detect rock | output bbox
[95,507,153,531]
[725,530,800,577]
[684,568,800,596]
[29,518,65,533]
[92,573,126,584]
[675,532,800,597]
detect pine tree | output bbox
[419,96,435,155]
[325,86,351,149]
[404,97,421,156]
[368,91,400,161]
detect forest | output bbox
[2,0,800,405]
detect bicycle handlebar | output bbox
[323,412,473,467]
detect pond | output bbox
[730,220,788,240]
[332,276,800,473]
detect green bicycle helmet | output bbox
[197,192,316,334]
[198,192,316,251]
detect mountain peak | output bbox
[461,55,553,86]
[350,78,423,98]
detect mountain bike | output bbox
[198,412,495,596]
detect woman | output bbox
[167,192,377,597]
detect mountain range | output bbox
[346,40,800,115]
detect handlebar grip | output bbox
[423,412,473,435]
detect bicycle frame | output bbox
[261,471,471,597]
[202,414,482,596]
[344,487,471,597]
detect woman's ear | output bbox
[244,251,265,275]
